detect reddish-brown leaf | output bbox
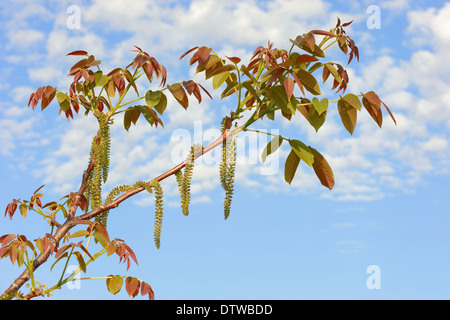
[179,46,199,60]
[226,56,241,64]
[310,30,336,37]
[381,100,396,125]
[283,77,295,100]
[140,281,155,300]
[168,83,189,109]
[67,50,88,56]
[310,147,335,190]
[125,277,141,298]
[1,234,16,248]
[296,54,319,65]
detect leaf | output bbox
[337,98,357,135]
[296,54,319,65]
[50,252,68,272]
[295,69,321,95]
[93,231,108,248]
[310,147,335,190]
[73,251,86,273]
[284,149,301,185]
[67,50,88,56]
[145,90,162,109]
[136,105,163,128]
[283,77,295,100]
[106,275,123,295]
[226,56,241,64]
[308,107,327,132]
[289,139,314,167]
[323,63,341,84]
[270,85,295,114]
[69,230,89,238]
[19,204,27,218]
[312,97,328,115]
[362,91,383,128]
[154,92,167,115]
[212,71,229,90]
[123,107,134,131]
[382,100,397,125]
[168,83,189,109]
[261,135,283,163]
[179,46,199,60]
[125,277,141,298]
[342,93,361,110]
[140,281,155,300]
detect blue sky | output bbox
[1,0,449,300]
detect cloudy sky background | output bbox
[1,0,450,299]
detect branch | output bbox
[77,125,237,221]
[2,123,239,299]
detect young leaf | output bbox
[337,98,357,135]
[67,50,88,56]
[125,277,141,298]
[312,97,328,115]
[283,77,295,100]
[145,90,162,109]
[284,149,301,185]
[261,135,283,163]
[168,83,189,109]
[212,72,229,90]
[289,139,314,167]
[362,92,383,128]
[73,251,86,273]
[342,93,361,110]
[294,69,321,95]
[106,275,123,295]
[310,147,335,190]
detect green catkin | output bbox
[97,184,133,228]
[219,117,236,220]
[149,180,164,249]
[178,144,203,216]
[97,112,111,184]
[223,135,236,220]
[132,180,164,249]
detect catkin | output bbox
[176,144,203,216]
[219,117,236,220]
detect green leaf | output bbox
[342,93,361,111]
[106,275,123,295]
[324,63,341,84]
[308,107,327,132]
[312,97,328,115]
[337,98,357,135]
[70,230,89,238]
[154,92,167,115]
[295,69,321,95]
[289,139,314,167]
[261,135,283,163]
[145,90,162,109]
[123,107,134,131]
[73,251,86,273]
[56,92,68,103]
[93,231,109,248]
[284,149,301,184]
[19,204,27,218]
[270,85,295,114]
[50,252,68,272]
[212,71,229,89]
